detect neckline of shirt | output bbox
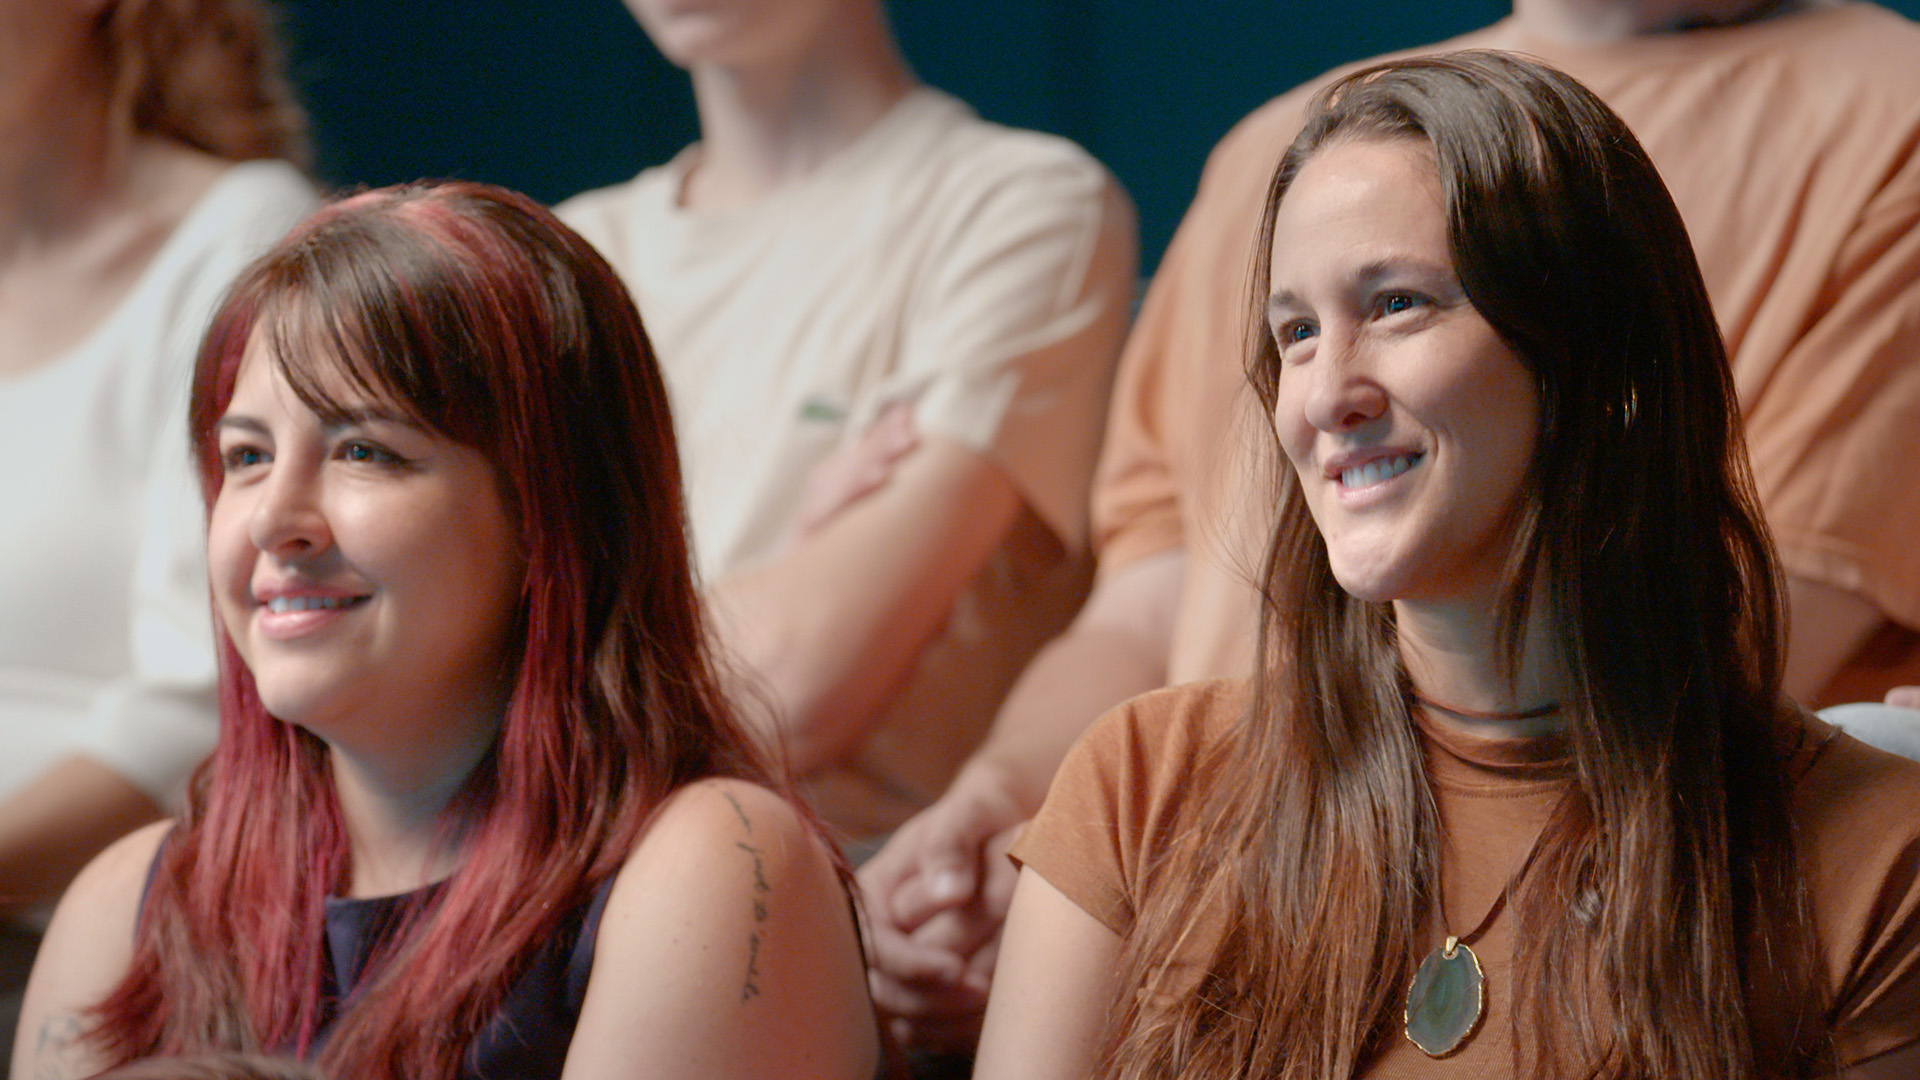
[1488,0,1858,70]
[655,86,962,227]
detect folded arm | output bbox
[707,436,1022,775]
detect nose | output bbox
[248,461,331,560]
[1299,329,1388,434]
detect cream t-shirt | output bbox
[560,89,1136,835]
[0,160,317,805]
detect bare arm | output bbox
[971,868,1121,1080]
[560,780,876,1080]
[860,549,1181,925]
[0,756,165,910]
[1782,573,1887,705]
[13,821,168,1080]
[857,551,1181,1050]
[950,550,1183,815]
[707,436,1022,774]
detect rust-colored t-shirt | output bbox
[1012,680,1920,1075]
[1094,3,1920,702]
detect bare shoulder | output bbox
[13,820,172,1080]
[629,778,829,872]
[562,780,877,1080]
[615,779,851,927]
[69,818,170,904]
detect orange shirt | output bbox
[1013,679,1920,1075]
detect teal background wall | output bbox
[279,1,1920,275]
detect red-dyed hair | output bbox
[89,181,773,1079]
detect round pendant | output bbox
[1403,937,1485,1057]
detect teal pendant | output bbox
[1404,937,1485,1057]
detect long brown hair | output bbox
[88,182,774,1079]
[1106,52,1821,1079]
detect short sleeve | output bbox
[905,148,1137,551]
[1749,150,1920,635]
[77,445,220,805]
[1791,732,1920,1067]
[1009,680,1247,936]
[1086,214,1202,574]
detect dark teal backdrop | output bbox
[280,0,1920,274]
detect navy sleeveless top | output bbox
[139,846,616,1080]
[309,876,617,1079]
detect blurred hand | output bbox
[792,401,919,542]
[1886,686,1920,709]
[859,772,1029,1055]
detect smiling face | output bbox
[1266,137,1538,612]
[207,330,526,753]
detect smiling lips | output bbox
[264,595,366,614]
[252,589,371,640]
[1339,451,1425,491]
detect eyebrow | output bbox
[319,404,430,431]
[213,405,429,436]
[214,415,270,438]
[1265,255,1452,319]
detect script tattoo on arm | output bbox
[723,790,774,1004]
[31,1013,88,1080]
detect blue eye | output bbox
[1276,319,1318,346]
[221,445,266,471]
[1379,292,1422,316]
[341,441,405,467]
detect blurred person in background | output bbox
[0,0,315,1058]
[558,0,1136,854]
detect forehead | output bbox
[1268,137,1449,287]
[227,320,409,426]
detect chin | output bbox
[1324,554,1410,605]
[247,669,347,729]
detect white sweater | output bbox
[0,159,316,805]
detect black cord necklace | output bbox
[1402,692,1561,1058]
[1407,691,1562,726]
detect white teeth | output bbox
[264,595,361,613]
[1341,453,1422,489]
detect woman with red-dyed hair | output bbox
[11,180,880,1080]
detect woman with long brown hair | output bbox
[974,52,1920,1079]
[11,181,878,1080]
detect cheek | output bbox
[204,497,263,654]
[205,495,254,600]
[429,501,524,637]
[1269,377,1318,475]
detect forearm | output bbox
[1782,572,1887,706]
[708,438,1024,773]
[956,549,1183,816]
[0,755,164,910]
